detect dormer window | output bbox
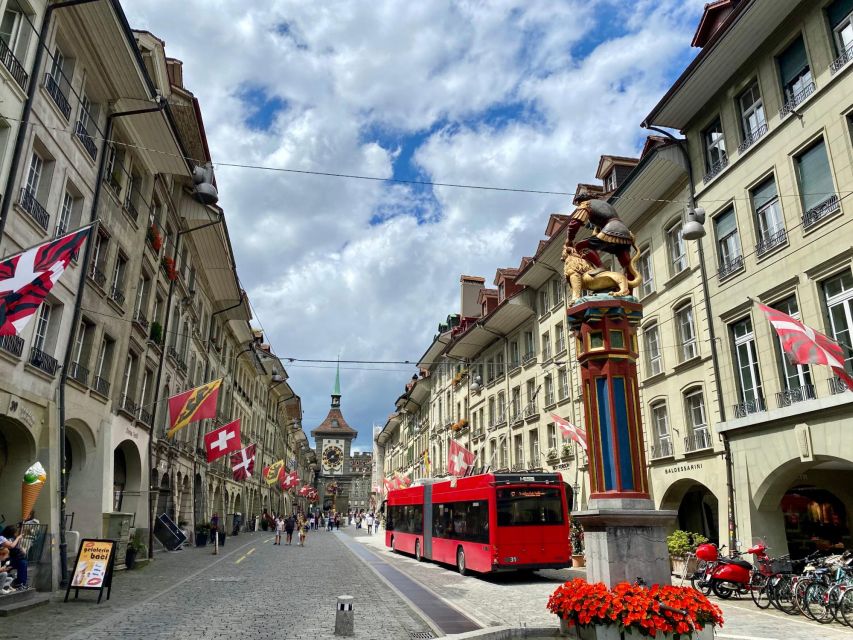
[604,171,617,192]
[498,282,505,301]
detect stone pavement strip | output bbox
[346,527,853,640]
[3,530,432,640]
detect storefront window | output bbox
[782,486,849,559]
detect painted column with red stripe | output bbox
[566,298,648,501]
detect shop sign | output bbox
[664,462,704,475]
[7,397,39,430]
[64,539,116,604]
[552,462,572,470]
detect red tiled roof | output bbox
[311,407,358,437]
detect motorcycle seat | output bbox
[727,559,753,570]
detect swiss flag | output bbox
[231,444,255,481]
[551,413,587,450]
[204,419,242,462]
[448,440,476,477]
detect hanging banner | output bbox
[64,538,117,604]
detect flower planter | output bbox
[670,555,698,577]
[195,532,208,547]
[571,554,586,568]
[559,618,714,639]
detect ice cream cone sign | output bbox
[22,461,46,521]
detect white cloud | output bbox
[127,0,704,449]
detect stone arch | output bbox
[0,415,37,523]
[179,474,191,525]
[113,439,143,520]
[156,472,171,517]
[660,478,720,544]
[64,418,99,535]
[194,473,204,524]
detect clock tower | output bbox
[311,363,359,513]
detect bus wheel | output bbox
[415,540,423,562]
[457,547,467,576]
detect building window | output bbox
[772,296,814,405]
[829,0,853,71]
[702,117,727,181]
[558,368,569,400]
[737,81,767,151]
[486,358,494,382]
[778,35,814,115]
[551,277,563,304]
[823,270,853,389]
[111,253,127,306]
[683,389,710,452]
[667,223,687,275]
[32,303,51,352]
[544,374,554,406]
[555,322,566,354]
[638,247,654,297]
[547,423,557,451]
[496,352,505,376]
[796,139,838,228]
[714,208,742,278]
[539,289,549,316]
[650,401,671,458]
[497,391,506,422]
[644,324,662,376]
[751,176,786,255]
[541,330,551,360]
[523,330,535,362]
[732,317,764,415]
[487,397,495,426]
[676,304,698,362]
[509,341,520,368]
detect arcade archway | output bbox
[661,479,720,545]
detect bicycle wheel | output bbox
[804,582,833,623]
[691,562,712,596]
[750,574,771,609]
[771,576,797,615]
[839,589,853,627]
[792,578,812,617]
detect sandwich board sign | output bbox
[64,538,116,603]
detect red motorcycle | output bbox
[694,542,771,599]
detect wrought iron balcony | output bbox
[755,228,787,257]
[829,375,850,395]
[0,35,28,90]
[652,438,673,459]
[132,310,149,331]
[737,123,768,154]
[733,395,766,418]
[802,195,840,229]
[18,187,49,231]
[779,81,816,119]
[110,286,125,307]
[511,461,526,471]
[88,263,107,289]
[120,395,139,416]
[123,195,139,222]
[702,156,728,184]
[508,360,521,373]
[831,42,853,74]
[43,73,71,120]
[510,410,522,424]
[91,375,110,396]
[69,361,88,385]
[776,384,816,408]
[29,346,58,376]
[717,255,744,280]
[0,333,24,357]
[74,120,97,161]
[522,351,536,365]
[167,346,180,362]
[684,428,712,453]
[523,401,538,418]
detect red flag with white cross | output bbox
[447,440,475,477]
[551,413,588,450]
[230,444,255,481]
[204,419,242,462]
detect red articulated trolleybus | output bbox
[384,472,571,575]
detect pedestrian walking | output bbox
[366,512,374,535]
[297,515,307,546]
[274,516,284,545]
[284,515,295,545]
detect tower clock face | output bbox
[323,445,343,470]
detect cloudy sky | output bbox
[127,0,705,451]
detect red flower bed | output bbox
[547,579,723,638]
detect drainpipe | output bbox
[644,125,737,551]
[57,100,166,588]
[0,0,101,245]
[147,214,223,558]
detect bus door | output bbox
[423,484,433,559]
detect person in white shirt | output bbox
[365,513,375,535]
[274,517,285,545]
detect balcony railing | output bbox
[44,73,71,119]
[510,410,522,424]
[802,195,840,229]
[779,81,816,119]
[0,333,24,357]
[652,438,673,459]
[18,187,50,231]
[68,361,89,385]
[88,263,107,289]
[755,228,787,257]
[511,461,526,471]
[829,375,850,395]
[737,122,768,154]
[702,156,728,184]
[29,346,59,376]
[522,351,536,365]
[684,428,712,453]
[523,401,538,418]
[91,375,110,396]
[733,395,766,418]
[717,254,744,280]
[776,384,816,408]
[120,395,139,416]
[831,42,853,74]
[132,310,149,331]
[0,35,28,90]
[74,120,97,161]
[110,286,125,307]
[508,360,521,373]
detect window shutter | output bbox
[714,208,736,238]
[778,37,809,86]
[828,0,853,29]
[751,177,778,210]
[797,141,834,212]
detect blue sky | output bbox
[130,0,706,451]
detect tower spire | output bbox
[331,358,341,408]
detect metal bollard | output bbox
[334,595,354,636]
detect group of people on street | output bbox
[353,510,380,534]
[0,512,39,594]
[273,513,307,546]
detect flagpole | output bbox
[57,221,98,588]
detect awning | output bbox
[417,332,451,369]
[482,291,535,336]
[611,145,688,227]
[516,237,565,290]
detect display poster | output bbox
[64,538,116,604]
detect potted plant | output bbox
[547,448,558,461]
[561,443,572,459]
[570,520,585,568]
[194,523,210,547]
[666,529,708,577]
[149,321,163,345]
[147,224,163,252]
[125,537,145,569]
[548,578,722,639]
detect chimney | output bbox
[460,275,485,318]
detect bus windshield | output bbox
[496,487,564,526]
